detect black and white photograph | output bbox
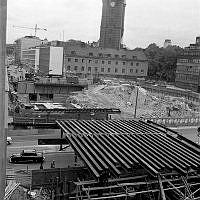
[1,0,200,199]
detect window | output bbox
[108,68,111,72]
[136,69,138,73]
[122,69,125,73]
[89,52,93,56]
[115,54,119,58]
[131,62,133,66]
[95,67,98,72]
[74,66,78,71]
[136,63,139,66]
[115,68,118,73]
[101,68,104,72]
[116,61,118,65]
[82,59,84,63]
[141,69,144,73]
[81,66,84,71]
[68,58,71,62]
[75,59,78,62]
[122,55,126,59]
[132,56,137,59]
[106,54,111,57]
[130,69,133,73]
[71,51,76,55]
[88,67,91,72]
[95,60,98,64]
[67,66,71,71]
[98,53,103,57]
[102,60,105,64]
[89,60,92,63]
[123,62,126,65]
[108,61,111,64]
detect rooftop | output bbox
[57,119,200,179]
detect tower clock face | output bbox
[110,1,115,7]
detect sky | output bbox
[7,0,200,49]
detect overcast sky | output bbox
[7,0,200,48]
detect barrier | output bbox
[143,117,200,127]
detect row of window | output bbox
[178,59,200,63]
[176,74,198,81]
[183,52,200,56]
[66,65,144,74]
[70,51,137,60]
[67,58,140,66]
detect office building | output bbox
[175,36,200,92]
[15,36,41,63]
[99,0,126,49]
[22,46,64,76]
[63,45,148,79]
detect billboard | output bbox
[49,47,63,76]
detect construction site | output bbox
[4,80,200,200]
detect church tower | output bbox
[99,0,126,49]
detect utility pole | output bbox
[134,86,139,118]
[0,0,7,199]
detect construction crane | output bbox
[13,24,47,37]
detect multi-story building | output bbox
[175,36,200,92]
[14,36,41,63]
[22,48,40,72]
[99,0,126,49]
[163,39,172,48]
[21,40,148,80]
[63,45,148,79]
[21,46,63,76]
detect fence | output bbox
[144,117,200,127]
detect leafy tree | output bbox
[143,44,184,82]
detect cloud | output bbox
[7,0,200,48]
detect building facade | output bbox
[15,36,41,63]
[175,37,200,92]
[22,48,40,72]
[21,46,63,76]
[63,45,148,80]
[99,0,126,49]
[163,39,172,48]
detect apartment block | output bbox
[63,45,148,79]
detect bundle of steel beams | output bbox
[57,119,200,179]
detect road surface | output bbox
[6,129,80,172]
[6,126,199,173]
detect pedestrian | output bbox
[40,161,43,170]
[51,160,55,168]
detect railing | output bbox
[143,117,200,127]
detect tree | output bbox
[144,44,184,82]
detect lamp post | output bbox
[0,0,7,198]
[134,86,139,119]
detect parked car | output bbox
[10,149,44,163]
[7,136,12,145]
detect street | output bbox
[6,126,199,173]
[6,129,78,172]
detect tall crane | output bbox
[13,24,47,37]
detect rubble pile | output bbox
[68,84,199,119]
